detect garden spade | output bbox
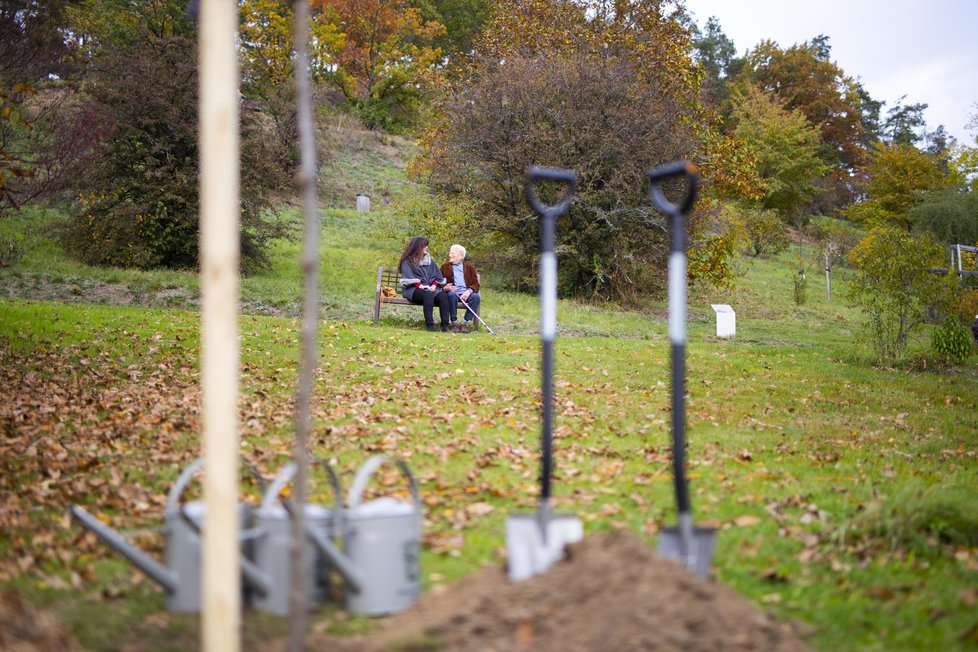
[506,166,583,582]
[648,161,717,579]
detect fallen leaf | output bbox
[734,515,761,527]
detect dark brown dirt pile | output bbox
[0,589,84,652]
[308,529,814,651]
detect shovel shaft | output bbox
[668,191,691,515]
[539,207,557,502]
[525,166,576,504]
[648,163,699,517]
[541,340,554,500]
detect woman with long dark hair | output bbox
[398,236,451,332]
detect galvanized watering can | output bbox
[250,458,356,615]
[71,455,423,616]
[70,457,270,612]
[343,454,423,616]
[248,454,421,616]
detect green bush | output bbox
[931,316,976,364]
[59,36,287,272]
[847,227,957,362]
[910,185,978,244]
[393,187,484,260]
[792,269,807,306]
[737,206,790,257]
[808,215,863,266]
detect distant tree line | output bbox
[1,0,975,311]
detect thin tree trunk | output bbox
[288,0,319,649]
[198,0,241,649]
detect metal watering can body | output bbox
[70,458,262,613]
[250,460,341,616]
[343,455,423,616]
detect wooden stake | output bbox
[199,0,241,650]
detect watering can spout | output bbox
[70,505,179,594]
[307,525,365,593]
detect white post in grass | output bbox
[199,0,241,650]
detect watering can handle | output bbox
[524,166,577,219]
[166,457,206,511]
[647,161,698,217]
[166,457,267,511]
[347,455,420,513]
[262,457,343,525]
[167,457,266,539]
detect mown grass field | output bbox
[2,152,977,650]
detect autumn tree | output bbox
[417,0,715,299]
[728,85,828,219]
[847,142,945,230]
[732,37,866,208]
[237,0,343,171]
[313,0,445,131]
[66,0,194,52]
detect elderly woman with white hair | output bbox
[440,244,481,333]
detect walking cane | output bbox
[457,294,495,334]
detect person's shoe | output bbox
[426,324,437,332]
[450,320,460,333]
[440,323,450,333]
[459,321,471,334]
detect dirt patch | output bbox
[300,529,814,652]
[0,590,84,652]
[1,276,137,306]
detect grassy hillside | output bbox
[1,132,977,651]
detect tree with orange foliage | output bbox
[314,0,444,130]
[732,37,866,210]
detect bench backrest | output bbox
[376,266,402,293]
[376,266,481,295]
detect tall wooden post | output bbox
[199,0,241,650]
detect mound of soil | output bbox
[0,590,83,652]
[307,529,814,651]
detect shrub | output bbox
[792,269,807,306]
[931,316,976,364]
[393,188,483,259]
[847,227,957,362]
[808,215,863,267]
[59,36,287,272]
[910,185,978,244]
[954,289,978,326]
[737,206,789,257]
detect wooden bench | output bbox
[374,266,481,330]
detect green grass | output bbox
[2,173,978,650]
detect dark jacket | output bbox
[440,260,480,293]
[400,255,447,301]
